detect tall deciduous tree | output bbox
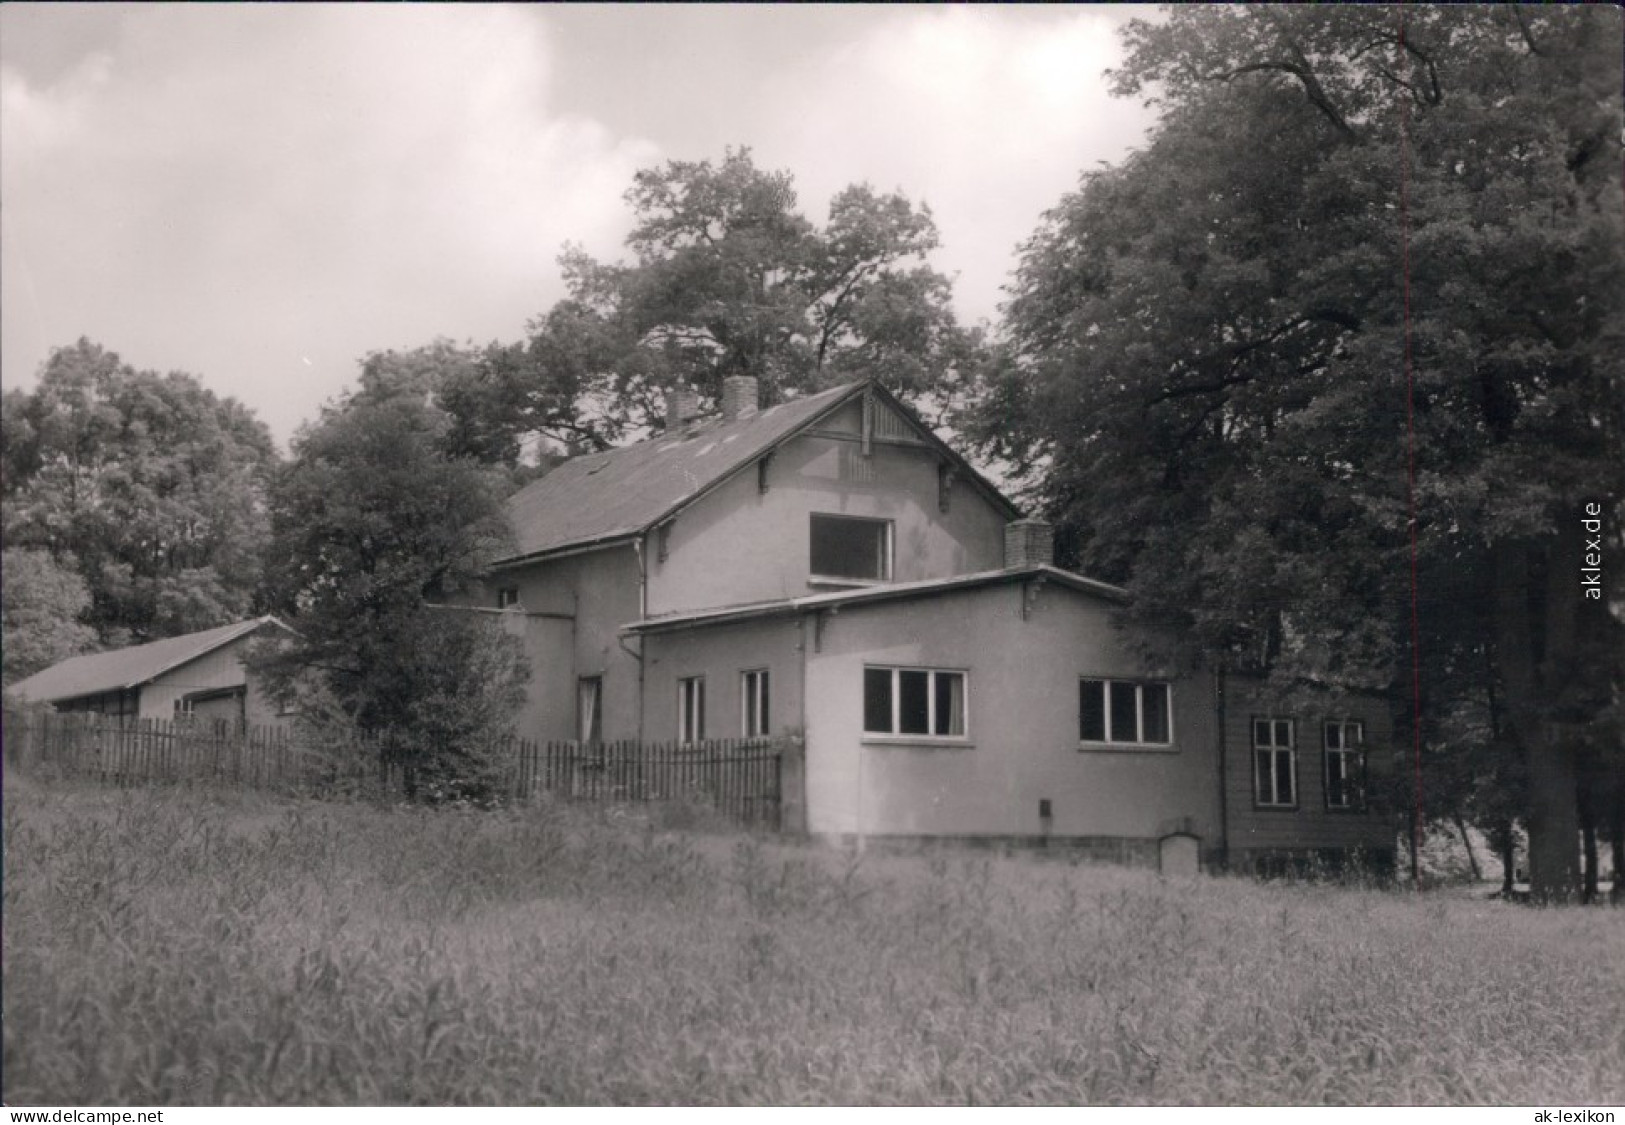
[444,148,979,458]
[254,378,527,796]
[979,6,1623,899]
[2,339,278,646]
[1,548,99,686]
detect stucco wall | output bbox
[798,581,1221,845]
[641,617,805,743]
[494,545,643,741]
[645,406,1009,616]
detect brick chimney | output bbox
[665,386,700,434]
[721,375,760,423]
[1004,518,1054,569]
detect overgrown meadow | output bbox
[5,776,1622,1106]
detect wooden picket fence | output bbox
[517,739,783,827]
[1,708,785,828]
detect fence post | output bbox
[777,734,805,835]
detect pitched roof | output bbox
[7,617,286,705]
[622,565,1128,635]
[496,380,1020,566]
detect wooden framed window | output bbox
[1079,679,1173,747]
[863,666,967,739]
[577,677,603,745]
[496,587,521,609]
[678,676,706,743]
[741,669,770,738]
[1253,718,1297,808]
[810,514,891,582]
[1324,720,1366,811]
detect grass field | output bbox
[4,775,1622,1106]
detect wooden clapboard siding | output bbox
[1223,680,1398,859]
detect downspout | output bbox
[1215,662,1230,872]
[631,537,648,742]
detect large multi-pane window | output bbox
[1078,679,1172,746]
[1324,721,1366,811]
[741,669,771,737]
[1253,718,1297,808]
[810,514,891,582]
[863,667,967,738]
[678,676,706,743]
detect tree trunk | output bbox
[1494,538,1582,902]
[1453,814,1482,881]
[1580,812,1598,905]
[1498,823,1516,897]
[1611,779,1624,905]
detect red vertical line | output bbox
[1398,4,1425,888]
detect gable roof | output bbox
[622,564,1127,636]
[496,380,1020,567]
[7,617,287,706]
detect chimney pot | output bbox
[721,375,760,423]
[1004,518,1055,570]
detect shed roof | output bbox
[496,380,1019,566]
[7,617,287,706]
[621,565,1128,636]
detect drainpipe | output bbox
[1215,662,1230,872]
[632,537,648,742]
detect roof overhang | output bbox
[622,565,1127,637]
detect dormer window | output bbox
[809,514,891,583]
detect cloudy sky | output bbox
[2,4,1158,445]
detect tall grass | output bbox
[4,775,1622,1105]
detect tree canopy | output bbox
[252,377,527,795]
[979,6,1623,899]
[423,148,979,460]
[2,339,279,646]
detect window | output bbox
[809,514,891,582]
[577,677,602,744]
[863,667,966,738]
[1324,721,1366,811]
[1079,680,1172,746]
[678,676,706,742]
[1253,718,1297,808]
[496,587,520,609]
[173,697,195,723]
[741,669,770,738]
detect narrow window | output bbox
[741,669,771,737]
[678,676,706,743]
[863,668,894,734]
[1324,720,1365,811]
[810,514,891,581]
[1253,718,1297,808]
[577,677,602,744]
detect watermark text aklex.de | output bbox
[1582,501,1604,600]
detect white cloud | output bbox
[753,7,1155,326]
[2,5,658,442]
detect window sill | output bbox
[1077,742,1178,754]
[808,575,888,589]
[863,735,974,749]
